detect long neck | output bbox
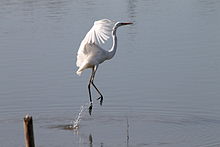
[107,28,117,60]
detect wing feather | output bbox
[76,19,115,68]
[78,19,115,51]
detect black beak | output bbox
[121,22,133,25]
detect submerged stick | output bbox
[23,115,35,147]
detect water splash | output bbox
[71,103,88,129]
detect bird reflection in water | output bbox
[89,134,93,147]
[74,118,130,147]
[88,134,104,147]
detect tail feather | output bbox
[76,70,82,76]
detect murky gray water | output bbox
[1,0,220,146]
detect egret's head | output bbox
[114,22,133,29]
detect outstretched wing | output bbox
[83,19,115,45]
[76,19,115,70]
[78,19,115,54]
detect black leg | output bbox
[87,65,104,115]
[91,82,103,105]
[88,103,92,115]
[88,82,93,115]
[88,67,95,115]
[88,68,94,103]
[88,83,93,115]
[91,65,103,105]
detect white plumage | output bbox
[76,19,115,75]
[75,19,132,113]
[82,19,115,45]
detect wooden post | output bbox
[23,115,35,147]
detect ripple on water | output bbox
[37,101,220,147]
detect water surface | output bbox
[0,0,220,146]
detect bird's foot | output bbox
[97,96,103,106]
[89,103,93,115]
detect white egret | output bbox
[76,19,132,114]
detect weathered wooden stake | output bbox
[23,115,35,147]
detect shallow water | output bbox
[0,0,220,146]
